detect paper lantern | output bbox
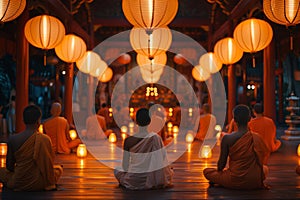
[192,65,211,82]
[0,143,7,156]
[199,52,223,74]
[185,132,194,143]
[234,18,273,62]
[77,144,87,158]
[298,144,300,156]
[200,145,212,158]
[173,54,187,65]
[108,133,117,143]
[122,0,178,30]
[263,0,300,26]
[38,124,43,133]
[55,34,86,63]
[137,52,167,71]
[76,51,102,74]
[69,130,77,140]
[130,27,172,59]
[99,67,113,82]
[24,15,65,50]
[140,67,163,83]
[0,0,26,23]
[90,60,108,77]
[214,37,243,65]
[117,53,131,65]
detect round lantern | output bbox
[90,59,108,77]
[263,0,300,26]
[25,15,65,50]
[122,0,178,30]
[192,65,211,82]
[234,18,273,53]
[55,34,86,63]
[76,51,102,74]
[173,54,187,65]
[199,52,223,74]
[0,0,26,23]
[140,67,163,83]
[99,67,113,82]
[214,37,243,65]
[117,53,131,65]
[130,27,172,59]
[137,52,167,71]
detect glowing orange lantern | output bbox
[200,145,212,158]
[0,143,7,156]
[90,60,108,77]
[130,27,172,59]
[69,130,77,140]
[98,67,113,82]
[297,144,300,156]
[76,51,103,74]
[117,53,131,65]
[122,0,178,30]
[185,132,194,143]
[173,54,187,65]
[77,144,87,158]
[55,34,86,63]
[137,52,167,70]
[192,65,211,82]
[214,37,243,65]
[199,52,223,74]
[108,133,117,143]
[0,0,26,23]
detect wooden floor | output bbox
[1,129,300,200]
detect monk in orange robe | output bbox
[204,105,269,190]
[194,104,216,141]
[43,102,81,154]
[0,105,62,191]
[248,103,281,153]
[86,113,112,139]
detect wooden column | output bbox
[227,65,236,123]
[55,66,61,101]
[15,8,29,133]
[64,63,74,124]
[263,39,276,121]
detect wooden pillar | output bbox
[263,39,276,121]
[64,63,74,124]
[227,64,236,123]
[15,8,29,133]
[55,66,61,101]
[277,61,284,124]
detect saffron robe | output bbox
[114,133,174,190]
[248,116,281,152]
[194,114,216,141]
[0,132,61,191]
[86,115,108,139]
[203,131,268,190]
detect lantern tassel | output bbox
[44,51,47,66]
[252,55,256,68]
[290,35,293,51]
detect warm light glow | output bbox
[0,143,7,156]
[214,37,243,65]
[76,51,104,74]
[121,133,127,140]
[77,144,87,158]
[192,65,211,82]
[0,158,5,168]
[98,67,113,82]
[55,34,87,63]
[167,122,173,128]
[137,53,167,71]
[185,132,194,143]
[199,52,223,74]
[200,145,212,158]
[38,124,43,133]
[69,130,77,140]
[108,133,117,143]
[297,144,300,156]
[188,108,193,117]
[173,125,179,134]
[0,0,26,23]
[122,0,178,29]
[121,126,128,133]
[215,125,222,132]
[24,15,65,50]
[234,18,273,53]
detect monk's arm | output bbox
[217,136,229,171]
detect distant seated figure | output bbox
[148,104,166,140]
[86,113,112,139]
[114,108,174,190]
[248,103,281,153]
[0,105,63,191]
[97,103,112,127]
[203,104,269,190]
[194,104,216,141]
[43,102,81,154]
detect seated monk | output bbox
[43,102,81,154]
[148,103,166,140]
[203,104,269,190]
[194,103,216,141]
[0,105,63,191]
[86,113,112,139]
[114,108,174,190]
[248,103,281,153]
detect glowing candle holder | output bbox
[109,108,113,117]
[200,145,212,158]
[167,122,173,134]
[77,144,87,158]
[215,125,222,145]
[129,122,135,135]
[0,158,5,168]
[109,133,117,143]
[120,126,128,133]
[69,130,77,140]
[168,108,173,117]
[188,108,193,117]
[173,125,179,138]
[121,133,127,140]
[38,124,43,133]
[0,143,7,156]
[297,144,300,156]
[185,131,194,143]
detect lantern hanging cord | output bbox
[252,54,256,68]
[44,51,47,66]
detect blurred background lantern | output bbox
[192,65,211,82]
[0,0,26,23]
[76,51,102,74]
[199,52,223,74]
[90,59,108,77]
[98,67,113,82]
[214,37,243,65]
